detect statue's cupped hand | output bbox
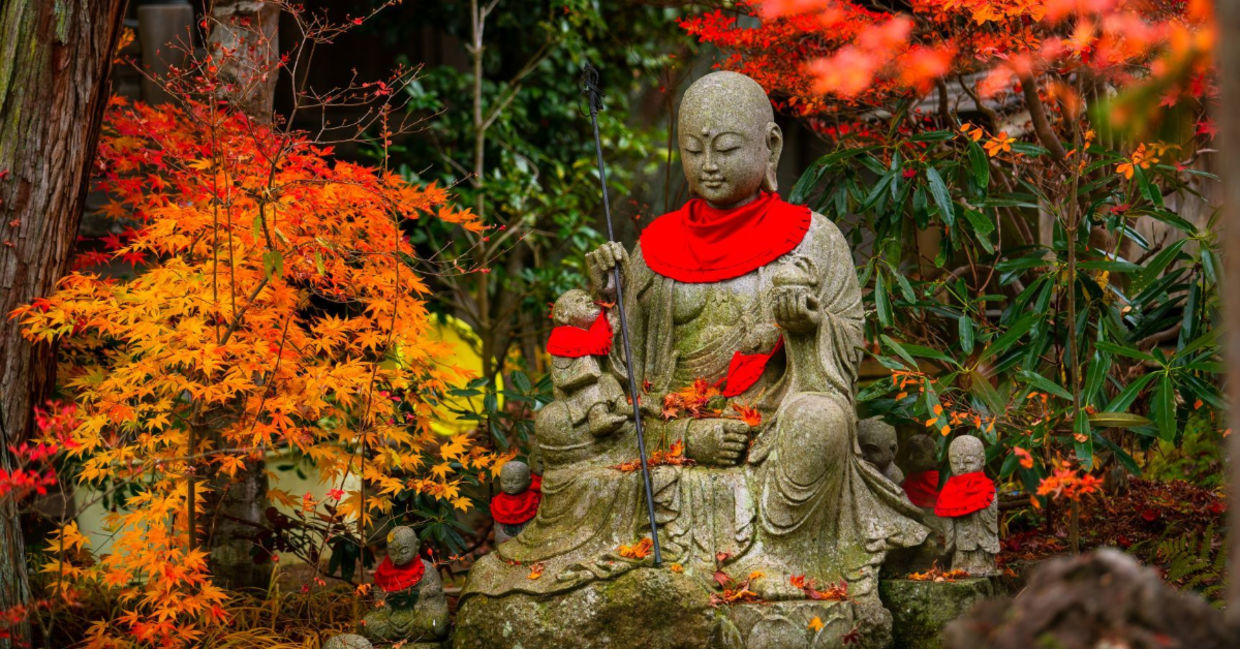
[685,418,752,466]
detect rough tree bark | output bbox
[203,0,280,591]
[1220,0,1240,627]
[0,2,128,647]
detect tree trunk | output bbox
[203,0,279,591]
[1219,0,1240,626]
[207,0,279,121]
[0,2,127,646]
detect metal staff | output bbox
[582,62,662,565]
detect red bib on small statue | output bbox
[546,312,613,358]
[639,192,812,283]
[901,470,940,509]
[373,555,426,593]
[490,489,541,525]
[934,471,996,517]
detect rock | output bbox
[878,578,999,649]
[942,548,1237,649]
[454,567,715,649]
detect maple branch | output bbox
[1020,74,1067,164]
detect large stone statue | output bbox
[456,71,929,649]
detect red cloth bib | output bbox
[934,471,996,517]
[901,470,940,508]
[373,555,425,593]
[639,192,811,283]
[490,489,541,525]
[717,337,784,397]
[546,311,613,358]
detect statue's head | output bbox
[386,525,419,566]
[900,433,937,473]
[857,417,897,469]
[552,289,601,329]
[948,435,985,475]
[678,71,782,209]
[499,460,532,495]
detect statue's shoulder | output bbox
[796,210,850,258]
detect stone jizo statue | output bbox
[491,460,541,544]
[457,70,931,649]
[360,526,448,644]
[899,433,941,510]
[935,435,999,577]
[857,417,903,484]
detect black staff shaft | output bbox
[583,63,662,565]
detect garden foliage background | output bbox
[0,0,1229,647]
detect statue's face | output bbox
[500,461,531,495]
[679,120,770,209]
[387,527,418,566]
[554,290,600,328]
[948,437,985,474]
[677,72,781,210]
[858,420,897,468]
[902,435,937,472]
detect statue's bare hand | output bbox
[685,418,751,466]
[773,286,820,335]
[585,241,628,299]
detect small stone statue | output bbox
[899,434,941,510]
[545,289,630,440]
[935,436,999,577]
[490,460,541,544]
[857,417,903,484]
[361,526,449,644]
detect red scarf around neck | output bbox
[639,192,811,283]
[490,488,541,525]
[901,470,941,508]
[373,555,425,593]
[934,471,996,517]
[546,311,613,358]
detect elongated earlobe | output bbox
[763,122,783,193]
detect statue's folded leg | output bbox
[753,392,928,599]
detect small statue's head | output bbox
[948,435,985,475]
[900,433,937,473]
[857,417,897,469]
[552,289,601,329]
[678,71,782,209]
[499,460,532,495]
[386,526,419,567]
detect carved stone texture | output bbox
[879,578,999,649]
[457,71,931,648]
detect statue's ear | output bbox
[763,121,783,193]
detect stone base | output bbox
[453,568,904,649]
[878,578,999,649]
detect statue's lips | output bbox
[700,178,725,189]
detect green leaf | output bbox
[1153,372,1176,441]
[262,250,284,278]
[978,313,1037,362]
[925,167,955,228]
[875,272,892,327]
[1074,408,1093,468]
[1105,372,1158,412]
[967,139,990,191]
[958,314,975,355]
[880,334,918,368]
[1018,369,1074,401]
[1088,411,1153,428]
